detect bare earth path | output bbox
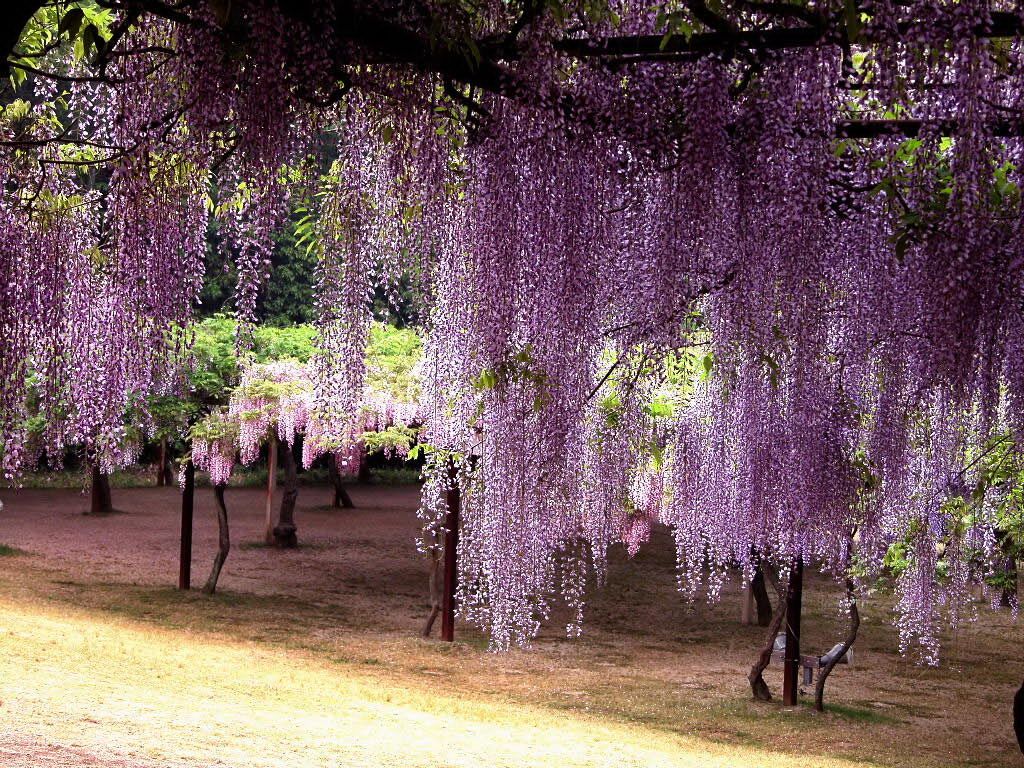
[0,484,1020,767]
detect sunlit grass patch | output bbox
[0,486,1017,768]
[0,598,877,768]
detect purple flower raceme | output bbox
[3,0,1024,660]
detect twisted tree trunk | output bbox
[202,483,230,595]
[273,438,299,548]
[357,448,371,485]
[1014,678,1024,753]
[749,567,788,701]
[163,444,175,485]
[327,456,354,509]
[814,577,859,712]
[157,438,167,486]
[264,438,277,545]
[89,462,113,515]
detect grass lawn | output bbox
[0,484,1019,767]
[0,598,874,768]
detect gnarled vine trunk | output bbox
[202,483,230,594]
[814,577,859,712]
[748,567,788,701]
[273,439,299,547]
[89,462,113,515]
[327,456,354,509]
[1014,679,1024,753]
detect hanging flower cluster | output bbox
[0,2,340,478]
[189,408,240,486]
[409,2,1024,655]
[6,0,1024,660]
[188,358,423,483]
[229,360,312,464]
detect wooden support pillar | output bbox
[265,438,277,545]
[90,462,112,515]
[157,438,167,486]
[741,581,754,625]
[782,557,804,706]
[178,460,194,590]
[440,464,460,642]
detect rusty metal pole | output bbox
[178,460,194,590]
[440,463,460,642]
[782,557,803,706]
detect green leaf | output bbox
[81,24,100,60]
[701,353,713,380]
[59,8,85,39]
[894,232,909,263]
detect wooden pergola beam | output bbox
[552,11,1023,63]
[5,3,1024,141]
[837,118,1024,139]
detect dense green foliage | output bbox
[365,322,422,402]
[184,316,420,404]
[200,221,319,326]
[199,216,416,327]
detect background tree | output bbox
[190,408,238,594]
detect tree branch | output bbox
[1,1,45,78]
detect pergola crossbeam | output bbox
[551,11,1023,64]
[5,3,1024,140]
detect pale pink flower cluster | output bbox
[363,391,422,431]
[623,468,666,557]
[229,360,312,464]
[304,389,421,470]
[191,438,237,486]
[217,361,422,477]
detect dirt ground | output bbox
[0,483,1020,767]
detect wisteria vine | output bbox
[4,0,1024,660]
